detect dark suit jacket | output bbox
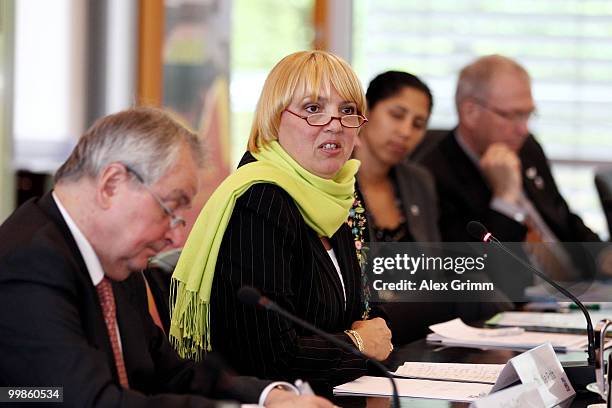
[418,130,600,244]
[0,193,269,407]
[210,153,367,394]
[361,161,509,344]
[363,161,440,242]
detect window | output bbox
[13,0,86,173]
[0,0,15,220]
[230,0,315,166]
[353,0,612,238]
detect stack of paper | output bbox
[334,342,577,405]
[487,311,612,333]
[333,376,492,401]
[426,318,595,352]
[394,362,505,384]
[334,362,503,400]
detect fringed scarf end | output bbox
[168,278,211,361]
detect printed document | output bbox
[487,311,612,332]
[333,376,492,401]
[427,318,594,352]
[394,362,504,384]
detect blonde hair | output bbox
[248,50,367,152]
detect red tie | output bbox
[524,217,576,281]
[96,278,130,388]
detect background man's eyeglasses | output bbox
[124,165,186,229]
[472,98,536,123]
[284,109,368,128]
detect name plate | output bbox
[470,383,545,408]
[491,342,575,407]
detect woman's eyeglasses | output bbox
[284,109,368,128]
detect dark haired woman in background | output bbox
[354,71,507,344]
[354,71,439,244]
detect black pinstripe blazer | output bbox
[210,153,368,393]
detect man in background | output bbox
[419,55,599,282]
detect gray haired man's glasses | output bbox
[283,109,368,128]
[124,165,186,229]
[472,98,536,123]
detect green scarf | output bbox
[169,141,359,360]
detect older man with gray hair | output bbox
[0,107,332,408]
[419,55,599,280]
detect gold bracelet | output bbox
[344,329,364,352]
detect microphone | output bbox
[466,221,596,388]
[466,220,490,244]
[237,286,400,408]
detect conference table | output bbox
[332,338,604,407]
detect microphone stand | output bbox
[467,221,596,389]
[239,287,401,408]
[487,234,595,365]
